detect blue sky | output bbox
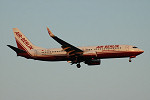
[0,0,150,100]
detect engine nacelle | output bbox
[84,59,101,65]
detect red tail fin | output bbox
[13,28,35,52]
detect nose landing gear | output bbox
[129,57,132,62]
[129,56,136,62]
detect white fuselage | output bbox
[28,45,143,61]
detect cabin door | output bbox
[125,45,129,51]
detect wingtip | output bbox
[7,45,11,48]
[47,27,55,37]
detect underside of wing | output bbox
[47,27,83,56]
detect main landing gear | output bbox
[76,63,81,68]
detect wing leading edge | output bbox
[47,27,83,56]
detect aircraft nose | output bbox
[139,50,144,54]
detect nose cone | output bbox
[139,49,144,54]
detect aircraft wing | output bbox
[47,27,83,56]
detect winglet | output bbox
[47,27,55,37]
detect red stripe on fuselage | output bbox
[96,51,143,59]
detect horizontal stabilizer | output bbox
[7,45,26,54]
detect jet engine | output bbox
[84,59,101,65]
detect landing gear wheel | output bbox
[77,64,81,68]
[129,58,131,62]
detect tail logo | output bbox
[15,32,33,50]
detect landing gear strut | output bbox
[129,57,132,62]
[77,63,81,68]
[129,56,136,62]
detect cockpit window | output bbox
[133,46,138,48]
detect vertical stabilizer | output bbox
[13,28,35,52]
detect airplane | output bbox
[7,27,144,68]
